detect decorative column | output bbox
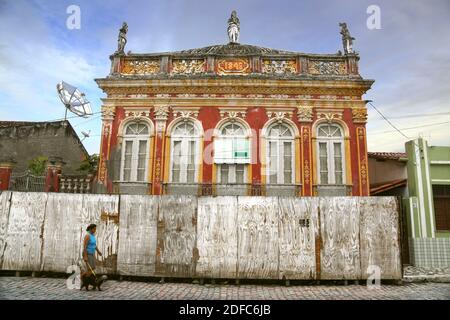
[45,156,65,192]
[98,106,115,192]
[353,108,369,196]
[152,105,169,195]
[0,159,16,191]
[297,106,313,196]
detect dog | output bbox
[80,274,108,291]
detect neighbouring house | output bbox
[95,15,374,197]
[368,152,408,196]
[405,138,450,267]
[0,120,90,191]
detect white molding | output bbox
[415,141,427,238]
[422,140,435,237]
[430,161,450,165]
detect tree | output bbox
[77,154,99,175]
[28,156,48,175]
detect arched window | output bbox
[266,122,295,184]
[170,121,200,183]
[215,121,250,184]
[121,122,151,182]
[316,123,345,185]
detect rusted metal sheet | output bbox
[81,194,119,274]
[0,191,12,268]
[319,197,361,280]
[41,193,83,272]
[237,197,279,279]
[196,196,238,279]
[155,195,198,277]
[2,192,47,271]
[359,197,402,279]
[117,195,158,276]
[278,197,319,280]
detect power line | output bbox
[73,115,102,127]
[370,120,450,135]
[46,111,103,123]
[367,101,410,140]
[384,111,450,119]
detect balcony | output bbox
[162,183,303,197]
[314,184,352,196]
[265,184,302,197]
[112,181,152,195]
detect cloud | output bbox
[1,0,449,155]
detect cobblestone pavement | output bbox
[0,276,449,300]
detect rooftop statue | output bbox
[339,22,355,54]
[227,10,240,44]
[117,22,128,54]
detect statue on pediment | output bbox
[339,22,355,54]
[117,22,128,54]
[227,10,240,44]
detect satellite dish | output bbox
[56,81,93,119]
[81,130,91,142]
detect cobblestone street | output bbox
[1,276,449,300]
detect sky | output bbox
[0,0,449,155]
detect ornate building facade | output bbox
[96,16,373,196]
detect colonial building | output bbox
[95,13,374,196]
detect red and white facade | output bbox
[95,42,373,196]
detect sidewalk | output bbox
[403,266,450,283]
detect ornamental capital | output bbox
[352,107,368,123]
[297,105,313,122]
[154,105,170,121]
[101,106,116,121]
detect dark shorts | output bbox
[86,254,96,270]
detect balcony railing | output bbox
[162,183,302,197]
[59,175,94,193]
[314,184,353,196]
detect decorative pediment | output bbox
[308,60,346,75]
[265,107,294,121]
[171,106,200,119]
[316,108,344,122]
[219,107,247,119]
[262,60,297,74]
[171,59,206,74]
[123,108,151,121]
[122,59,160,75]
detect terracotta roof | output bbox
[370,179,407,195]
[368,152,407,161]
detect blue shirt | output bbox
[86,232,96,255]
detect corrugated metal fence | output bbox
[0,192,402,280]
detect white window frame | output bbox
[215,121,250,184]
[169,122,200,184]
[120,122,151,182]
[217,164,248,184]
[316,124,346,185]
[265,123,296,185]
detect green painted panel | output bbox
[430,165,450,181]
